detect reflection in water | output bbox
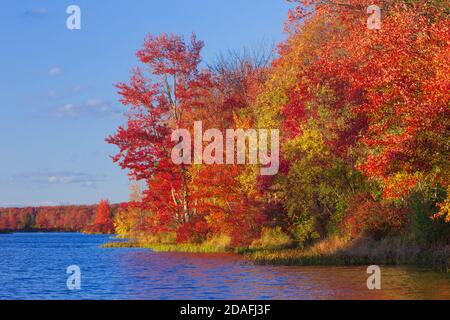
[0,233,448,299]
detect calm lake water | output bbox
[0,233,448,300]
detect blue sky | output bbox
[0,0,290,207]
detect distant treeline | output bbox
[0,204,120,232]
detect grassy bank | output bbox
[102,234,233,253]
[246,236,450,272]
[103,235,449,272]
[102,241,143,248]
[103,242,230,253]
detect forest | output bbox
[0,200,118,233]
[103,0,449,271]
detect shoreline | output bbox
[102,237,450,273]
[3,231,447,272]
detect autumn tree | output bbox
[94,200,112,225]
[107,33,215,236]
[84,199,115,234]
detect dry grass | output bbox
[103,233,449,272]
[308,235,348,254]
[246,236,450,272]
[102,241,142,248]
[103,234,232,253]
[149,234,233,253]
[250,227,295,250]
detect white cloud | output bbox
[25,8,48,16]
[88,98,123,115]
[43,173,97,187]
[33,201,70,207]
[72,84,90,94]
[57,103,78,117]
[54,99,121,118]
[48,89,57,98]
[48,67,61,76]
[0,202,24,208]
[47,176,72,184]
[86,99,104,107]
[16,171,101,187]
[32,8,47,14]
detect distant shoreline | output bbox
[0,204,120,233]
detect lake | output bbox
[0,233,448,300]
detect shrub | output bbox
[290,216,320,247]
[139,231,177,244]
[202,234,232,251]
[250,227,294,250]
[343,193,408,240]
[409,189,450,244]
